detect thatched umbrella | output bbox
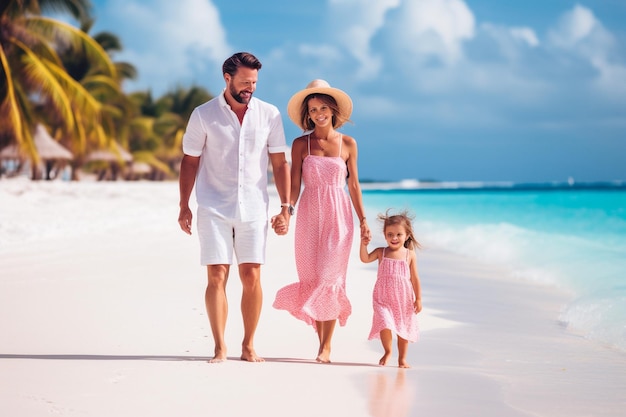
[0,144,20,159]
[86,141,133,163]
[34,124,73,160]
[33,124,73,180]
[0,124,73,179]
[86,142,133,181]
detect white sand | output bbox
[1,179,625,417]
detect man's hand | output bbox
[178,206,193,235]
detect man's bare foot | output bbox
[379,353,392,366]
[398,360,411,368]
[241,347,264,362]
[316,347,331,363]
[208,348,227,363]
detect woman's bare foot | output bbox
[398,359,411,368]
[316,347,331,363]
[379,352,392,366]
[241,346,264,362]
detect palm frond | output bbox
[132,150,173,175]
[38,0,93,26]
[93,31,122,52]
[82,73,121,97]
[114,61,137,82]
[0,43,25,146]
[25,16,117,78]
[47,62,103,117]
[16,37,76,132]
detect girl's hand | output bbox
[360,221,370,242]
[413,299,422,314]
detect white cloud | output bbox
[594,60,626,97]
[395,0,475,64]
[476,23,540,65]
[548,5,626,96]
[548,5,597,49]
[328,0,401,80]
[510,27,539,48]
[100,0,231,94]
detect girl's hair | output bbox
[377,209,421,250]
[299,93,350,130]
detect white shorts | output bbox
[196,207,268,265]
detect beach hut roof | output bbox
[131,162,152,174]
[0,144,20,160]
[0,125,73,161]
[33,124,73,160]
[87,142,133,163]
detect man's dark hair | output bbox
[223,52,262,76]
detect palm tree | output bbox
[122,86,212,180]
[0,0,118,177]
[153,85,212,174]
[55,18,139,179]
[124,91,173,180]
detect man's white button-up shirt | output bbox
[182,92,287,221]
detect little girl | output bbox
[360,210,422,368]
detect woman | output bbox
[273,79,370,363]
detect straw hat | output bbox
[287,79,353,130]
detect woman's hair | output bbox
[222,52,262,76]
[378,209,421,250]
[299,93,350,130]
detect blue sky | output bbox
[88,0,626,183]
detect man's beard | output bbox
[230,85,251,104]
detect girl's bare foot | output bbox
[398,359,411,368]
[379,352,392,366]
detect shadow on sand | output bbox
[0,353,379,367]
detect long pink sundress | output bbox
[273,135,353,328]
[368,248,419,342]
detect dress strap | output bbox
[337,133,342,158]
[405,248,410,261]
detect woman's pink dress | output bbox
[368,248,419,342]
[273,136,353,328]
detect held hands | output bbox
[271,213,289,235]
[360,219,371,243]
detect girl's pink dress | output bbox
[273,135,353,328]
[368,248,419,342]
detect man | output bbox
[178,52,291,363]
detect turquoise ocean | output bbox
[361,181,626,352]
